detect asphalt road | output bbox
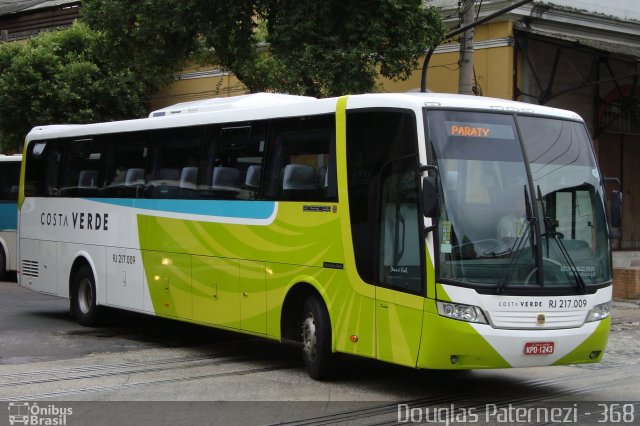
[1,278,639,425]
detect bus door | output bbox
[375,159,424,367]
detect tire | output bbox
[301,295,335,380]
[71,264,101,327]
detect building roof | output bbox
[432,0,640,59]
[536,0,640,22]
[431,0,639,23]
[518,2,640,58]
[0,0,78,17]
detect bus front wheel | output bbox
[301,295,335,380]
[71,265,101,327]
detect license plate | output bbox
[524,341,555,355]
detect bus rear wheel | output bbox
[301,295,335,380]
[71,265,101,327]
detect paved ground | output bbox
[0,278,638,425]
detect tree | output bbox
[80,0,200,92]
[0,23,147,152]
[262,0,445,97]
[82,0,445,97]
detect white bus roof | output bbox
[148,92,317,118]
[0,154,21,162]
[26,92,584,142]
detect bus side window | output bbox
[58,138,103,197]
[25,140,61,198]
[264,114,337,202]
[147,126,204,199]
[203,121,268,201]
[101,132,149,198]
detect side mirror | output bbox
[604,177,622,239]
[422,175,440,218]
[611,190,622,228]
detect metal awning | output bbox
[515,23,640,59]
[515,3,640,59]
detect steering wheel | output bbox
[524,257,565,285]
[541,231,565,240]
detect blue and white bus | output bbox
[0,154,21,278]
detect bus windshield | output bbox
[426,110,611,292]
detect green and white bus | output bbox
[19,93,614,378]
[0,154,21,278]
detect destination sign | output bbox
[446,121,515,140]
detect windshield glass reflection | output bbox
[519,116,611,287]
[426,110,611,290]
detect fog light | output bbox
[451,355,458,364]
[589,351,601,359]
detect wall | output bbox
[149,67,248,111]
[381,21,514,98]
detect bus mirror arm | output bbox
[424,223,438,235]
[603,177,620,187]
[418,164,438,174]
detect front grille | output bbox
[21,260,39,277]
[489,310,587,329]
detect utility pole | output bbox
[420,0,534,93]
[458,0,476,95]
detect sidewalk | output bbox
[611,299,640,328]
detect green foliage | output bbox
[82,0,445,97]
[0,23,147,152]
[81,0,200,90]
[262,0,445,97]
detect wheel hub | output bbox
[302,314,317,360]
[77,278,93,315]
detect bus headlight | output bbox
[586,301,611,322]
[437,301,487,324]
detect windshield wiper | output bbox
[537,186,587,294]
[496,186,536,294]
